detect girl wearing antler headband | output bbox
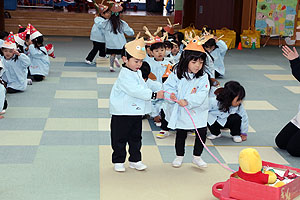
[100,1,134,72]
[163,37,210,168]
[85,1,111,65]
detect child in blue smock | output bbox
[110,37,164,172]
[207,81,248,143]
[25,35,50,82]
[85,3,111,65]
[1,33,30,93]
[203,38,228,78]
[100,2,134,72]
[163,38,210,168]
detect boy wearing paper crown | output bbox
[85,1,111,65]
[1,32,31,93]
[109,36,164,172]
[24,24,50,82]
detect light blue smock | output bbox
[90,16,105,43]
[1,54,30,91]
[163,71,210,129]
[149,59,172,84]
[207,94,249,134]
[28,44,50,76]
[211,40,228,76]
[0,83,5,111]
[110,67,153,115]
[146,78,163,118]
[100,19,134,50]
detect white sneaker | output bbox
[187,131,196,137]
[114,58,121,68]
[172,156,184,168]
[192,156,207,168]
[154,122,161,127]
[129,161,147,171]
[114,163,125,172]
[233,136,242,143]
[85,60,95,65]
[206,133,221,140]
[156,130,170,139]
[27,79,32,85]
[109,67,115,72]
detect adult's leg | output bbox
[286,128,300,157]
[275,122,299,150]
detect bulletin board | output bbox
[255,0,298,36]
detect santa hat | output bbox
[2,32,17,49]
[27,24,43,40]
[14,31,27,46]
[45,44,55,58]
[125,34,146,60]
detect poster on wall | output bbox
[255,0,298,36]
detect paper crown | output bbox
[2,32,17,49]
[143,26,168,45]
[201,27,214,41]
[108,1,123,13]
[26,24,43,40]
[163,18,179,35]
[14,31,27,46]
[98,3,108,13]
[125,33,146,60]
[45,44,55,58]
[183,36,208,53]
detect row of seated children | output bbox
[109,33,248,172]
[0,24,51,118]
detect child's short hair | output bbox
[171,40,181,48]
[175,50,207,80]
[140,61,151,80]
[164,40,173,49]
[18,28,26,33]
[32,36,47,55]
[121,46,133,60]
[0,31,9,40]
[203,38,218,50]
[215,81,246,112]
[150,42,165,51]
[173,32,184,44]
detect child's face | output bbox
[188,58,203,74]
[231,96,242,107]
[204,46,215,53]
[122,56,143,72]
[2,48,14,59]
[152,47,165,61]
[101,10,111,19]
[171,44,179,55]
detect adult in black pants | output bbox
[275,46,300,157]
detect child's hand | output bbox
[156,90,164,99]
[13,49,20,56]
[282,45,299,60]
[170,93,177,101]
[210,78,220,86]
[177,99,188,107]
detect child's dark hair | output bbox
[0,31,9,40]
[203,38,218,50]
[173,32,184,44]
[109,14,123,34]
[32,36,47,55]
[140,61,151,80]
[150,42,165,51]
[215,81,246,112]
[121,46,133,60]
[164,40,173,49]
[18,28,26,33]
[171,40,181,48]
[174,50,207,80]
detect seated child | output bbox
[109,37,164,172]
[207,81,248,143]
[1,33,30,93]
[168,40,181,64]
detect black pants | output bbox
[111,115,143,163]
[160,109,170,131]
[27,68,44,82]
[275,122,300,157]
[7,87,22,93]
[215,71,221,78]
[208,113,241,136]
[86,41,106,62]
[175,127,207,156]
[3,100,7,110]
